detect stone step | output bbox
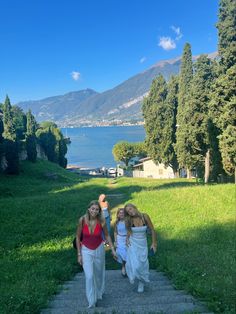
[55,289,189,300]
[42,301,206,314]
[41,270,209,314]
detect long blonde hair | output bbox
[124,203,142,233]
[114,208,124,232]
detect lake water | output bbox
[61,125,146,168]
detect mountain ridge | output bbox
[17,52,217,127]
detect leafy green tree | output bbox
[36,121,67,167]
[0,112,4,172]
[142,74,168,165]
[183,55,215,182]
[26,110,37,162]
[164,75,179,174]
[53,127,68,168]
[133,142,147,158]
[36,126,57,162]
[2,95,16,141]
[2,96,19,174]
[217,0,236,71]
[218,124,236,180]
[210,0,236,181]
[112,141,135,166]
[12,106,27,140]
[175,43,193,176]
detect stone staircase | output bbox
[41,270,213,314]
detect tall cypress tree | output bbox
[0,112,4,172]
[217,0,236,72]
[12,106,27,141]
[142,74,168,165]
[3,95,15,141]
[185,55,215,182]
[175,43,193,176]
[210,0,236,181]
[161,75,179,174]
[2,96,19,174]
[26,110,37,162]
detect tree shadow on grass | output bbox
[150,221,236,314]
[1,221,234,314]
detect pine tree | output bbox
[175,43,193,176]
[26,110,37,162]
[142,74,168,165]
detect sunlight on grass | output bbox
[0,161,235,313]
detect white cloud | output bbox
[171,25,183,40]
[71,71,81,81]
[158,37,176,50]
[140,57,147,63]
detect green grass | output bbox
[0,161,235,313]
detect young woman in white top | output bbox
[114,208,127,276]
[124,203,157,293]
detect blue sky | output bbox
[0,0,219,103]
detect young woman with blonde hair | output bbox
[124,203,157,293]
[76,200,116,308]
[114,208,127,276]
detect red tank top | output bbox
[81,222,103,250]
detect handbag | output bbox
[73,217,84,250]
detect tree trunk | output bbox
[174,170,179,178]
[204,149,210,184]
[187,168,191,179]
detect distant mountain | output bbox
[18,89,99,123]
[17,52,218,127]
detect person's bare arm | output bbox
[76,217,84,265]
[103,223,117,258]
[144,213,157,253]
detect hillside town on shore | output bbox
[58,119,144,128]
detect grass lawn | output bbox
[0,161,235,313]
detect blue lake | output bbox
[61,125,146,168]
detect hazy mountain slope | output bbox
[18,89,98,121]
[17,52,217,127]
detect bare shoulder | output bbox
[143,213,150,220]
[78,215,86,225]
[143,213,153,224]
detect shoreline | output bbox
[60,122,145,129]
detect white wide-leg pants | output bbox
[82,243,105,307]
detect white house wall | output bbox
[133,159,174,179]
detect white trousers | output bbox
[82,243,105,307]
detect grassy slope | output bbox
[0,161,235,313]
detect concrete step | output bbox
[42,301,206,314]
[41,270,210,314]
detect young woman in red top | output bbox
[76,200,117,308]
